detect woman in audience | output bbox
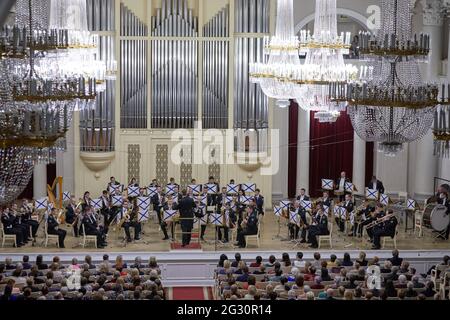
[321,268,332,281]
[234,261,246,275]
[265,255,276,267]
[274,276,289,292]
[342,252,353,267]
[305,291,315,300]
[253,265,266,275]
[354,287,363,299]
[304,266,316,282]
[262,284,278,300]
[311,277,324,290]
[327,254,338,268]
[268,262,281,275]
[294,252,305,268]
[343,289,354,300]
[380,260,392,273]
[412,275,425,288]
[249,256,262,268]
[219,260,232,275]
[35,255,48,270]
[231,253,242,268]
[290,274,303,290]
[395,275,408,288]
[356,252,368,266]
[281,253,291,267]
[148,257,160,274]
[288,267,300,282]
[218,254,228,268]
[114,255,127,272]
[312,253,321,268]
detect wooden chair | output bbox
[44,223,59,248]
[81,224,97,248]
[245,221,261,248]
[0,222,17,248]
[318,222,333,249]
[382,224,398,249]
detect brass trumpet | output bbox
[365,213,395,230]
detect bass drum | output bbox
[422,204,449,232]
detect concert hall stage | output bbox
[1,212,449,254]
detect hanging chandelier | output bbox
[292,0,357,123]
[0,0,97,205]
[249,0,301,108]
[435,85,450,158]
[332,0,438,155]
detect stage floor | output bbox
[1,212,449,254]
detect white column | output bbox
[33,163,47,199]
[440,5,450,182]
[414,4,441,199]
[272,105,289,201]
[353,133,366,196]
[296,108,310,194]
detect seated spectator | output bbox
[326,288,335,300]
[372,256,380,266]
[268,269,283,282]
[292,275,305,290]
[287,289,297,300]
[395,275,407,289]
[130,256,144,269]
[343,290,354,300]
[327,254,338,268]
[321,268,332,281]
[265,255,276,267]
[380,260,392,274]
[423,281,436,297]
[229,284,242,299]
[247,275,256,287]
[354,287,363,299]
[365,291,374,300]
[219,260,232,275]
[148,257,160,274]
[35,255,48,270]
[312,252,321,269]
[249,256,263,268]
[399,261,410,274]
[22,256,32,270]
[356,252,368,267]
[262,284,278,300]
[344,276,358,289]
[384,280,397,297]
[298,285,312,299]
[405,282,418,298]
[234,261,247,275]
[244,285,257,300]
[274,276,289,292]
[294,252,305,268]
[304,266,316,282]
[288,267,300,282]
[231,253,242,268]
[388,249,403,266]
[311,277,324,290]
[84,255,95,269]
[341,252,353,267]
[236,266,250,282]
[268,262,281,275]
[397,289,406,300]
[281,253,291,267]
[5,258,15,270]
[218,254,228,267]
[253,265,266,275]
[412,275,425,288]
[305,291,315,300]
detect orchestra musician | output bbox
[107,176,121,191]
[367,175,385,194]
[235,205,259,248]
[10,203,32,242]
[151,186,166,239]
[20,199,39,239]
[217,187,228,210]
[321,191,332,208]
[372,209,398,250]
[296,188,310,202]
[307,204,329,249]
[127,178,139,201]
[288,201,303,240]
[207,176,220,204]
[167,177,180,191]
[149,179,159,187]
[437,191,450,240]
[335,193,354,233]
[1,207,25,247]
[121,199,142,243]
[161,197,178,241]
[335,171,351,201]
[178,189,197,247]
[81,191,92,212]
[82,206,107,248]
[363,203,385,241]
[108,189,124,226]
[194,194,208,241]
[65,197,80,237]
[254,189,264,215]
[47,208,67,248]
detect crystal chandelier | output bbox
[332,0,438,155]
[0,0,97,205]
[292,0,357,123]
[0,147,34,206]
[434,85,450,158]
[249,0,301,108]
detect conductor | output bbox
[178,189,197,247]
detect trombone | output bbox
[365,213,396,230]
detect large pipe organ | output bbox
[74,0,276,207]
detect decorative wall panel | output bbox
[128,144,141,183]
[156,145,169,185]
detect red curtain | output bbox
[309,111,354,197]
[288,101,299,198]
